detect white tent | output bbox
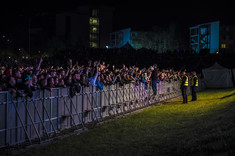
[202,62,233,88]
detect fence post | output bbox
[6,92,9,146]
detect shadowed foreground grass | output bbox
[20,89,235,155]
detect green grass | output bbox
[19,89,235,155]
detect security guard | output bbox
[180,71,188,103]
[191,71,198,101]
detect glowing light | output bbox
[90,42,97,48]
[89,9,99,48]
[221,43,226,49]
[89,17,99,25]
[92,27,97,33]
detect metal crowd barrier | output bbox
[0,80,203,148]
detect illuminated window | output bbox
[91,27,98,33]
[221,43,226,48]
[90,42,97,48]
[89,8,99,48]
[90,34,98,40]
[90,17,99,25]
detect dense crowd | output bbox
[0,57,183,98]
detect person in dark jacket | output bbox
[151,64,158,95]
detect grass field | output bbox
[17,89,235,155]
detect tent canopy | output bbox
[203,62,229,70]
[121,42,134,50]
[202,62,233,88]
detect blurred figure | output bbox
[180,71,188,104]
[191,71,198,101]
[151,64,158,96]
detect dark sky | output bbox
[113,0,235,29]
[1,0,235,32]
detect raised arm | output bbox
[65,67,70,78]
[70,61,78,73]
[34,57,43,76]
[36,57,43,71]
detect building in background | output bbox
[189,21,235,54]
[108,26,184,53]
[108,28,137,48]
[56,5,114,48]
[189,21,220,54]
[1,5,114,57]
[220,24,235,53]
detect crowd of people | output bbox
[0,57,183,98]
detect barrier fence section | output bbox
[0,80,203,148]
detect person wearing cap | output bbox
[180,71,188,104]
[191,71,198,101]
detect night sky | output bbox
[113,0,235,30]
[1,0,235,34]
